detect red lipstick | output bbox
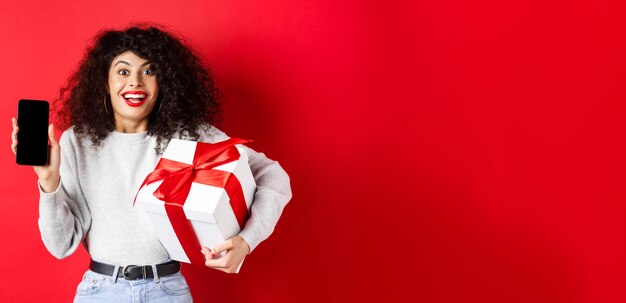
[121,90,148,107]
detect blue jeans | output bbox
[73,266,193,303]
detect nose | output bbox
[129,73,143,87]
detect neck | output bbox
[114,117,149,133]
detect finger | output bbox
[205,256,228,269]
[11,118,18,155]
[201,246,214,260]
[48,124,59,147]
[11,133,17,151]
[213,239,233,256]
[11,118,18,140]
[48,125,61,169]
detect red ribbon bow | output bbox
[134,137,251,266]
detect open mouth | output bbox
[122,91,147,107]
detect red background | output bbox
[1,0,625,302]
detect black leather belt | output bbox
[89,259,181,280]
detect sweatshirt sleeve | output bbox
[197,126,293,253]
[236,145,292,253]
[37,131,92,259]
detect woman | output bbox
[10,25,292,302]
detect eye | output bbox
[143,69,154,75]
[117,69,129,76]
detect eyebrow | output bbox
[113,61,152,67]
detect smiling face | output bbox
[107,51,159,132]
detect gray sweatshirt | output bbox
[38,126,292,266]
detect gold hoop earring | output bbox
[155,101,163,115]
[103,95,109,115]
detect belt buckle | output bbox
[121,265,146,280]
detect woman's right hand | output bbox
[11,117,61,193]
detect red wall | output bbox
[1,0,625,302]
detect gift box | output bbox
[135,138,256,268]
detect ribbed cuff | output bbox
[237,228,261,254]
[38,179,62,196]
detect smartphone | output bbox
[16,99,49,166]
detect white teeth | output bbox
[123,93,146,99]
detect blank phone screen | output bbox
[16,99,49,166]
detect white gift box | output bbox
[136,139,256,269]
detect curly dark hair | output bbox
[55,24,221,153]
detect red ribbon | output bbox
[134,138,251,266]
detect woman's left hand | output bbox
[202,235,250,274]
